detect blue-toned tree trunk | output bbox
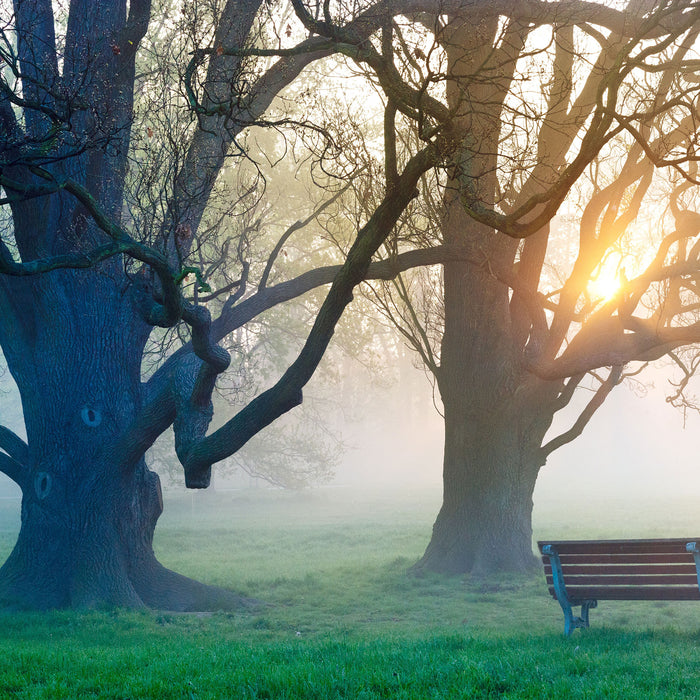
[0,259,251,608]
[1,0,444,607]
[0,0,254,609]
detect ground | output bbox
[1,487,700,698]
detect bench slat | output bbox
[543,553,694,565]
[538,539,700,555]
[546,573,698,586]
[548,585,700,601]
[543,563,697,576]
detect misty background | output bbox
[1,345,699,512]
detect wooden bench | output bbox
[538,538,700,635]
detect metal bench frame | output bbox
[539,539,700,635]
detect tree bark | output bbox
[0,455,247,610]
[415,390,549,575]
[0,270,247,610]
[415,189,560,575]
[411,13,571,576]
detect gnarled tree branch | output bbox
[181,144,440,487]
[0,425,29,489]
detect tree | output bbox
[1,0,687,610]
[365,0,700,574]
[0,0,462,610]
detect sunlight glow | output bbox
[588,260,623,301]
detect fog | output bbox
[537,365,700,503]
[2,353,700,523]
[326,358,700,501]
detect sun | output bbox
[588,261,622,301]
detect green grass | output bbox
[2,488,700,697]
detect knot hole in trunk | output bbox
[81,407,102,427]
[34,472,52,500]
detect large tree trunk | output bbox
[0,271,247,610]
[415,189,558,575]
[0,458,247,610]
[411,15,563,576]
[416,397,547,575]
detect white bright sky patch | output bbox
[588,256,623,301]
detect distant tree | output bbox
[363,0,700,573]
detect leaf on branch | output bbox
[216,45,224,56]
[174,267,211,293]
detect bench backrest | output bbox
[538,538,700,601]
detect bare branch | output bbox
[0,452,27,490]
[533,314,700,380]
[0,425,28,465]
[0,425,29,490]
[120,0,153,59]
[9,170,185,328]
[541,365,623,458]
[13,0,59,140]
[258,179,355,291]
[181,144,439,487]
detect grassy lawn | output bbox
[1,488,700,698]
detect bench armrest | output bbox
[686,542,700,593]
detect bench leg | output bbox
[580,599,596,627]
[543,545,598,635]
[561,598,597,636]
